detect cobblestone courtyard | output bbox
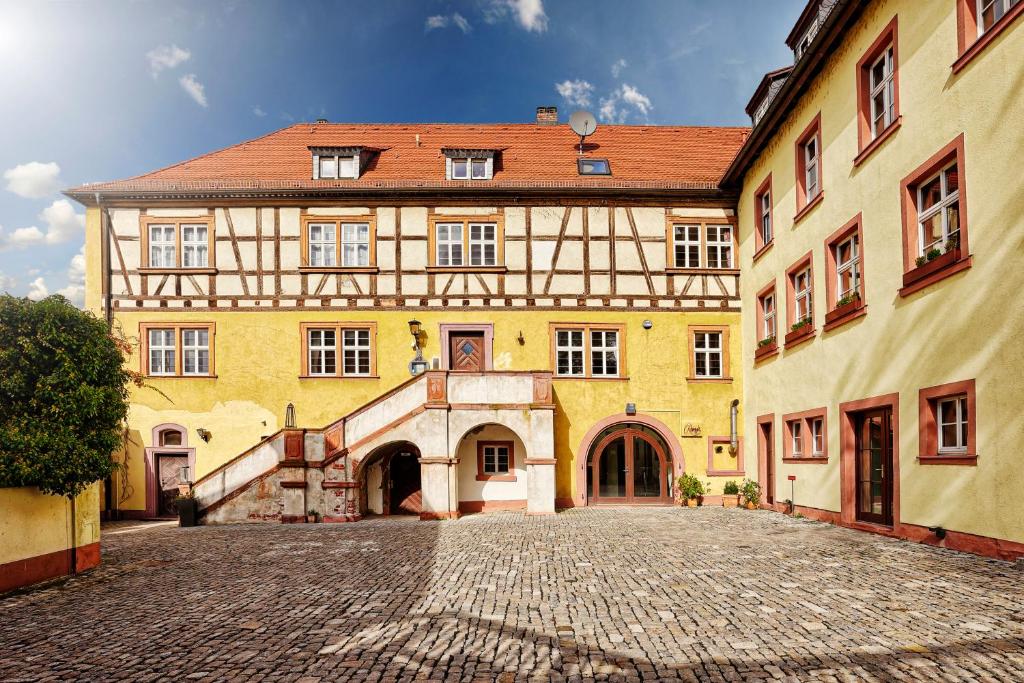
[1,508,1022,682]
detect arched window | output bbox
[159,428,184,447]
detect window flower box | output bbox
[784,322,815,348]
[903,246,961,288]
[754,338,778,361]
[824,294,864,326]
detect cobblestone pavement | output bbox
[2,508,1023,682]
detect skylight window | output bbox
[578,158,611,175]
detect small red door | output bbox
[450,333,485,372]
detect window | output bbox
[753,174,773,253]
[551,324,625,379]
[471,159,487,179]
[978,0,1020,34]
[301,323,377,378]
[141,216,215,270]
[688,325,731,382]
[824,214,867,329]
[452,159,469,179]
[428,215,504,269]
[955,0,1023,71]
[578,158,611,175]
[793,267,813,323]
[300,215,377,270]
[868,47,896,139]
[919,379,977,464]
[855,18,901,163]
[786,253,815,344]
[666,220,738,270]
[782,408,827,460]
[794,114,823,218]
[899,135,970,294]
[760,290,776,341]
[476,441,516,481]
[312,149,360,179]
[756,281,778,357]
[140,323,216,377]
[834,234,860,301]
[445,153,494,180]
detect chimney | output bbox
[535,106,558,125]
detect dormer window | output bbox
[310,146,362,180]
[443,149,495,180]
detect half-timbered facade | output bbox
[68,113,750,522]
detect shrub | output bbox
[675,473,705,501]
[740,478,762,507]
[723,480,740,495]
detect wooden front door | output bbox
[389,451,422,515]
[761,421,775,505]
[156,453,187,517]
[450,332,485,372]
[855,408,894,526]
[588,429,671,504]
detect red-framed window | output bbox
[794,113,823,221]
[476,440,517,481]
[954,0,1023,72]
[919,379,977,465]
[752,174,774,257]
[784,252,815,348]
[855,16,900,164]
[823,213,867,331]
[782,408,828,461]
[755,280,777,348]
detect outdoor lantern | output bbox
[407,319,422,339]
[285,402,296,429]
[196,427,211,443]
[407,320,429,376]
[626,403,637,416]
[179,465,192,485]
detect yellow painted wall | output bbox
[113,308,742,510]
[737,1,1024,542]
[0,484,100,566]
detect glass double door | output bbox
[590,429,670,503]
[855,408,894,526]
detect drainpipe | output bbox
[729,399,739,455]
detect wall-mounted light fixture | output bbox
[196,428,212,443]
[285,402,296,429]
[517,331,526,345]
[642,319,653,330]
[625,403,637,416]
[408,319,429,375]
[179,465,192,485]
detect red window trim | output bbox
[706,436,745,477]
[754,279,778,362]
[794,113,823,221]
[823,213,867,332]
[784,251,816,349]
[918,379,977,465]
[855,16,901,163]
[752,174,774,259]
[476,440,517,481]
[898,133,971,297]
[781,407,828,463]
[954,0,1024,73]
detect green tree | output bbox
[0,295,134,497]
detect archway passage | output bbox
[389,450,422,515]
[586,424,673,505]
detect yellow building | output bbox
[725,0,1024,559]
[66,114,750,523]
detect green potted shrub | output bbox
[675,473,705,507]
[722,480,740,508]
[306,508,319,523]
[740,478,761,510]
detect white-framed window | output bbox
[804,136,820,201]
[693,331,723,378]
[341,328,371,376]
[308,329,337,376]
[181,328,210,376]
[869,45,895,138]
[450,157,491,180]
[760,191,772,246]
[917,163,960,257]
[471,159,487,179]
[938,395,969,453]
[181,224,208,268]
[436,223,464,267]
[341,223,370,267]
[810,417,824,455]
[316,154,357,179]
[451,158,469,179]
[794,267,813,323]
[148,328,176,376]
[555,329,585,377]
[791,420,803,456]
[673,224,701,268]
[149,225,176,268]
[706,225,734,269]
[978,0,1020,35]
[308,223,337,267]
[319,156,337,179]
[468,223,497,266]
[481,443,511,475]
[590,330,619,377]
[835,234,860,301]
[762,292,776,340]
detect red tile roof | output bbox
[68,122,749,198]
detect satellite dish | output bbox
[569,111,597,154]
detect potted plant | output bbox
[784,317,814,346]
[740,479,761,510]
[676,473,705,507]
[755,335,777,360]
[306,508,319,524]
[722,481,740,508]
[906,237,962,287]
[825,291,862,325]
[782,498,794,514]
[175,491,199,528]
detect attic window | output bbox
[310,146,361,180]
[443,148,496,180]
[578,158,611,176]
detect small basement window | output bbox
[578,158,611,175]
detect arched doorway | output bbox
[586,424,673,504]
[389,450,422,515]
[359,442,422,516]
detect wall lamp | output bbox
[196,428,212,443]
[408,319,429,376]
[285,402,296,429]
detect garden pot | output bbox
[306,515,317,523]
[696,495,705,507]
[722,495,739,508]
[177,498,199,527]
[686,499,698,508]
[744,501,757,510]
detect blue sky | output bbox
[0,0,802,303]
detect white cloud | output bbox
[147,44,191,77]
[485,0,548,32]
[599,83,653,124]
[179,74,208,107]
[0,199,85,250]
[554,79,594,108]
[611,59,627,78]
[252,105,267,117]
[3,161,62,199]
[425,12,471,33]
[26,277,48,301]
[57,246,86,307]
[0,273,15,292]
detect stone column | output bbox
[525,458,556,515]
[418,456,460,520]
[525,401,556,515]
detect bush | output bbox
[723,480,740,495]
[0,295,135,497]
[740,479,762,506]
[676,473,705,501]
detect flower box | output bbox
[784,323,815,348]
[722,494,740,508]
[903,247,961,288]
[754,340,778,361]
[824,296,863,326]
